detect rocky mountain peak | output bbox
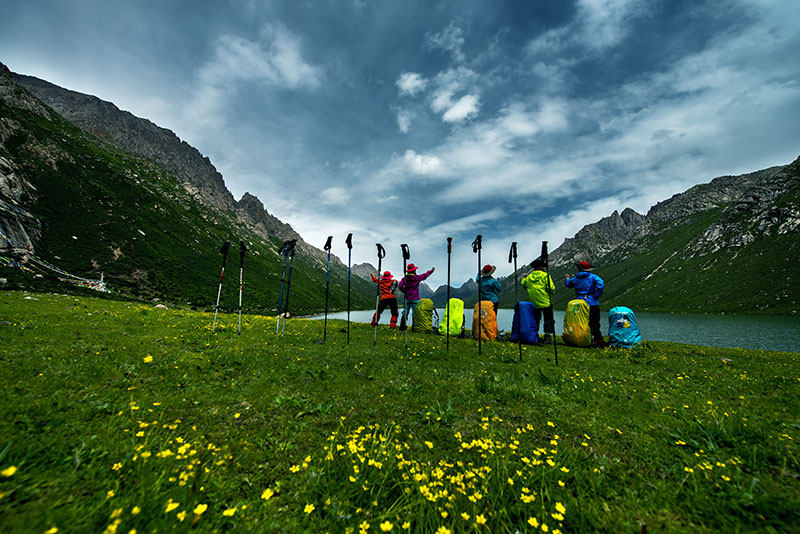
[13,73,237,213]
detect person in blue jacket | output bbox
[565,261,605,347]
[477,264,501,314]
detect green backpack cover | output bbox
[438,298,465,336]
[412,298,435,332]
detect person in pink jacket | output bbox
[398,263,435,329]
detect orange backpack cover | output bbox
[472,301,497,341]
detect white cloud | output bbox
[396,72,428,96]
[404,150,446,176]
[185,25,322,127]
[320,186,349,205]
[526,0,649,58]
[427,22,466,63]
[442,94,480,122]
[396,109,413,133]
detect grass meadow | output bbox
[1,291,798,533]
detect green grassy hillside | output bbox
[1,291,798,533]
[0,91,373,314]
[498,184,800,316]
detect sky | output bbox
[2,0,799,287]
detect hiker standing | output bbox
[520,258,556,343]
[477,264,501,314]
[565,261,605,347]
[398,263,435,329]
[371,271,399,328]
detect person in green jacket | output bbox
[520,258,556,342]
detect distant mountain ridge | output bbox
[12,72,335,267]
[496,157,800,314]
[1,62,374,312]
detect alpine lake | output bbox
[308,309,800,353]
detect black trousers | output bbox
[376,297,398,318]
[589,305,603,342]
[533,306,555,334]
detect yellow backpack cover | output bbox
[562,299,591,347]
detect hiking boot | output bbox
[389,316,398,329]
[541,334,552,344]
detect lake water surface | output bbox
[307,309,800,353]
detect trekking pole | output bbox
[322,236,333,342]
[542,241,558,366]
[275,240,291,335]
[509,241,522,361]
[212,240,230,331]
[373,243,386,346]
[472,234,482,356]
[238,240,247,335]
[446,237,452,351]
[281,240,297,336]
[345,233,353,344]
[400,243,411,348]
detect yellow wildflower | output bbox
[165,501,180,513]
[304,503,315,514]
[261,488,274,500]
[555,502,566,514]
[193,503,207,515]
[223,508,236,516]
[436,527,450,534]
[176,511,187,522]
[45,529,58,534]
[476,514,487,525]
[528,517,539,528]
[131,506,141,515]
[380,521,393,531]
[143,355,153,363]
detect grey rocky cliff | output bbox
[550,207,648,268]
[14,74,237,213]
[0,156,39,255]
[0,64,46,254]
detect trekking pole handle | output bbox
[345,233,353,250]
[472,234,482,253]
[447,237,452,253]
[288,239,297,257]
[220,241,231,256]
[541,240,549,259]
[324,236,333,251]
[376,243,385,259]
[508,241,517,264]
[401,244,410,260]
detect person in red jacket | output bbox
[371,271,399,328]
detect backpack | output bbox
[608,306,642,348]
[472,300,497,341]
[511,301,538,344]
[439,298,465,336]
[562,299,591,347]
[412,298,436,332]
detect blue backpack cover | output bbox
[608,306,642,348]
[511,302,539,344]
